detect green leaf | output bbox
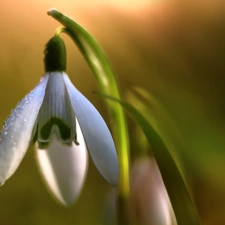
[98,93,200,225]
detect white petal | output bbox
[63,72,118,186]
[38,73,76,144]
[0,75,49,185]
[35,120,88,206]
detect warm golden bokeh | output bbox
[1,1,225,224]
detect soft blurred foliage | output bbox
[1,0,225,224]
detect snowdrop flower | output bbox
[131,157,176,225]
[0,36,118,206]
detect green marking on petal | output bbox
[38,141,50,149]
[41,117,71,141]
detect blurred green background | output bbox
[1,0,225,224]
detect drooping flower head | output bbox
[0,35,118,206]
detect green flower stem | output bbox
[48,9,130,224]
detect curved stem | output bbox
[54,27,66,37]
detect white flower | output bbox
[131,157,176,225]
[0,37,118,206]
